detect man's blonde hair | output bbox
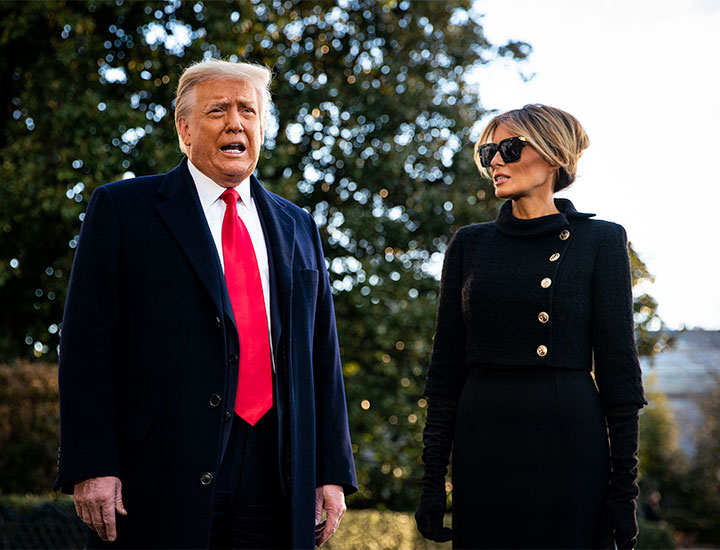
[174,59,272,154]
[474,104,589,192]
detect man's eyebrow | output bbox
[204,99,256,111]
[204,100,229,110]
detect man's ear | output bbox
[177,118,191,148]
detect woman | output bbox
[415,104,646,549]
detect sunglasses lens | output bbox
[478,144,498,167]
[499,138,523,163]
[478,137,526,167]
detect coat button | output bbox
[215,316,222,328]
[559,229,570,240]
[200,472,213,486]
[209,394,222,407]
[549,253,560,262]
[223,411,232,422]
[228,354,238,363]
[537,345,548,357]
[541,277,552,288]
[538,311,549,323]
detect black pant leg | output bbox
[209,411,291,550]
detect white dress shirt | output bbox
[187,160,272,329]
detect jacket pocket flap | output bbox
[300,268,318,283]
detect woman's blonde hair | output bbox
[174,59,272,154]
[473,104,589,192]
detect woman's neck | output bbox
[511,195,560,220]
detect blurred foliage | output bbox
[637,518,676,550]
[0,0,526,508]
[629,244,675,357]
[637,376,688,538]
[0,361,60,495]
[0,0,669,510]
[326,508,448,550]
[637,374,720,546]
[0,494,75,515]
[638,376,686,484]
[674,373,720,542]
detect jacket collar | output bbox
[494,198,595,238]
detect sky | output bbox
[469,0,720,330]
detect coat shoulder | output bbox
[106,173,166,189]
[97,173,166,203]
[451,221,496,247]
[263,187,312,221]
[579,218,628,244]
[457,220,496,236]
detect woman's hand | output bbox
[415,490,452,542]
[416,395,457,542]
[596,497,638,550]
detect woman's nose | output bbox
[490,149,504,168]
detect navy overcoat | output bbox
[55,159,357,548]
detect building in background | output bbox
[641,330,720,454]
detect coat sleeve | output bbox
[590,223,647,409]
[423,229,467,400]
[54,185,122,492]
[307,216,358,495]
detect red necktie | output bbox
[220,188,272,426]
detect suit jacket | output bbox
[55,158,357,549]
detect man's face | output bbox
[178,78,264,188]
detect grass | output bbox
[325,509,449,550]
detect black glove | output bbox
[415,395,456,542]
[596,405,641,550]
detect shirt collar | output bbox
[187,159,252,209]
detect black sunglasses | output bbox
[477,136,528,167]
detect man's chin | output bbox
[214,163,256,187]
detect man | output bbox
[55,59,357,549]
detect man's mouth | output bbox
[220,143,246,154]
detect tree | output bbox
[0,0,669,509]
[679,374,720,540]
[1,0,532,506]
[629,243,674,358]
[638,377,685,484]
[0,361,60,494]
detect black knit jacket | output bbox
[424,198,647,410]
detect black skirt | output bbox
[451,367,609,549]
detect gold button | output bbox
[559,230,570,240]
[537,345,548,357]
[538,311,549,323]
[549,253,560,262]
[541,277,552,288]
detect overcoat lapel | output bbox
[251,175,295,353]
[156,160,225,318]
[251,175,296,498]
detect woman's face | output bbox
[488,125,557,201]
